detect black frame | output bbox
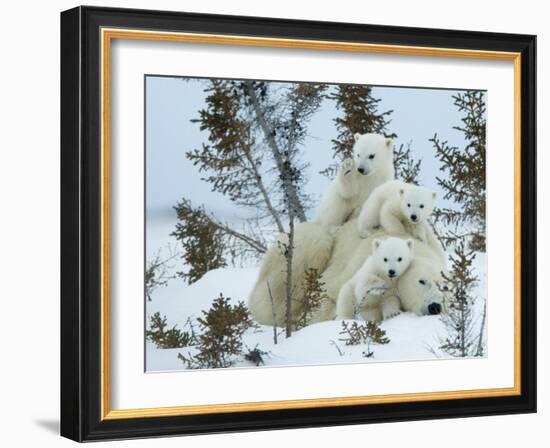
[61,5,537,442]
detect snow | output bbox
[146,216,487,372]
[150,266,260,328]
[146,266,452,372]
[146,264,487,372]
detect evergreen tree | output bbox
[338,320,390,358]
[330,85,395,160]
[178,294,254,369]
[171,199,227,284]
[295,268,329,330]
[179,80,326,273]
[243,80,325,222]
[270,83,331,336]
[187,80,325,229]
[187,80,285,234]
[183,80,327,333]
[438,241,483,357]
[430,90,487,251]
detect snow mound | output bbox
[150,267,260,328]
[146,263,480,372]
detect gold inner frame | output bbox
[100,28,522,420]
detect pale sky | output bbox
[145,77,474,223]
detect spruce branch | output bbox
[146,313,196,349]
[329,85,395,160]
[431,90,486,251]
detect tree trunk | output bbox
[244,81,307,222]
[285,216,294,338]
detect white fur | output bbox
[315,133,395,233]
[335,237,414,321]
[247,222,334,327]
[248,221,447,327]
[357,180,446,265]
[311,220,447,323]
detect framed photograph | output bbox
[61,6,536,442]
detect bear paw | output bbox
[339,158,355,177]
[358,227,372,239]
[383,310,401,320]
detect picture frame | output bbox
[60,5,536,442]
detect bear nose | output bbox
[357,167,365,174]
[428,302,442,315]
[388,269,396,278]
[411,214,418,222]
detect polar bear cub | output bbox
[336,237,414,321]
[357,180,436,240]
[315,133,395,233]
[357,180,447,266]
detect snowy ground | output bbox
[146,215,487,372]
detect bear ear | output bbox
[407,239,414,250]
[354,133,361,142]
[385,137,394,149]
[373,239,381,250]
[399,188,405,196]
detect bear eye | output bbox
[420,204,424,209]
[384,258,388,262]
[418,279,426,285]
[397,257,402,262]
[368,154,375,160]
[407,203,411,207]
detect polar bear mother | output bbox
[315,133,395,232]
[247,218,447,327]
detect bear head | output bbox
[352,133,394,176]
[396,256,448,316]
[372,237,414,280]
[399,184,437,225]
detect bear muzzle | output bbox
[427,302,442,315]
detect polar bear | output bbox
[335,237,415,321]
[356,180,446,265]
[395,255,448,317]
[311,221,447,323]
[315,133,395,233]
[247,222,334,327]
[247,219,446,328]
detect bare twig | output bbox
[330,340,345,357]
[206,213,268,254]
[476,300,487,356]
[266,280,278,345]
[145,245,180,301]
[239,149,285,233]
